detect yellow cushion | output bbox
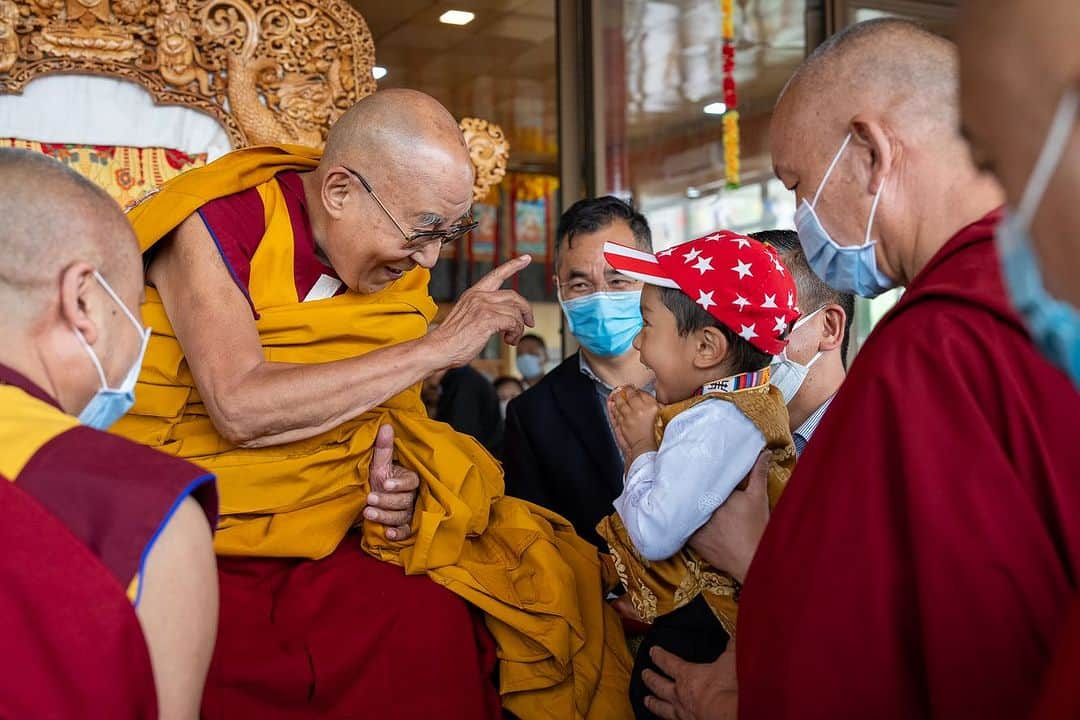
[0,139,206,208]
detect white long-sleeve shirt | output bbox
[612,398,765,562]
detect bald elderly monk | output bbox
[115,89,631,719]
[732,19,1080,720]
[957,3,1080,717]
[0,149,218,719]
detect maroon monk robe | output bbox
[1030,597,1080,719]
[737,210,1080,719]
[0,479,158,718]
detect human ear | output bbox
[322,168,352,220]
[59,262,99,344]
[850,116,894,196]
[817,304,846,353]
[693,326,728,370]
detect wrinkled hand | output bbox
[363,424,419,541]
[427,256,535,368]
[689,450,771,583]
[643,644,738,720]
[608,385,660,460]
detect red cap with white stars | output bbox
[603,230,800,355]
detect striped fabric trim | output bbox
[603,242,680,288]
[698,366,771,395]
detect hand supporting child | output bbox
[608,385,661,466]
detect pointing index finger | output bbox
[472,255,531,292]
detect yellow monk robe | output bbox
[115,145,633,719]
[596,384,796,638]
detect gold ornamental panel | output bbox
[0,0,378,147]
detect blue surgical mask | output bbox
[795,133,896,298]
[996,88,1080,386]
[74,271,151,430]
[559,288,643,358]
[516,353,544,380]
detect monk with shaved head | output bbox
[715,19,1080,720]
[0,149,218,718]
[957,5,1080,716]
[116,89,632,717]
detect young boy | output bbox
[596,230,799,643]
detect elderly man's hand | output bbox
[429,255,535,367]
[643,644,738,720]
[363,424,419,541]
[689,450,771,583]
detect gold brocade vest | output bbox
[596,383,796,638]
[112,146,633,720]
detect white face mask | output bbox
[770,306,825,403]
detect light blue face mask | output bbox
[74,271,151,430]
[996,87,1080,387]
[558,288,643,358]
[516,353,544,380]
[794,133,896,298]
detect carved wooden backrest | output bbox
[0,0,508,199]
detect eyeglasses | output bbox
[343,167,478,248]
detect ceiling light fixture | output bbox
[372,66,388,80]
[703,102,727,115]
[439,10,475,25]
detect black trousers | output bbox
[629,595,731,719]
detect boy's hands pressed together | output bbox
[609,386,660,465]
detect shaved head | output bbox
[323,89,472,189]
[0,149,147,416]
[771,18,1002,287]
[0,149,139,316]
[304,89,475,294]
[780,19,958,141]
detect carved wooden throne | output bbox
[0,0,509,204]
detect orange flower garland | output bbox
[720,0,740,188]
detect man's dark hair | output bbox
[656,287,774,374]
[556,196,652,267]
[750,229,855,359]
[517,333,547,353]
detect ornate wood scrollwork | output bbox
[459,116,509,202]
[0,0,376,147]
[0,0,510,199]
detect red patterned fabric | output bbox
[604,231,800,354]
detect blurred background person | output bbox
[493,375,525,418]
[422,364,504,458]
[515,333,549,386]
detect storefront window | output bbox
[599,0,807,218]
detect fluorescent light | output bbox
[703,102,727,115]
[372,66,387,80]
[439,10,475,25]
[686,186,701,199]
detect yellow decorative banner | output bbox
[0,139,206,208]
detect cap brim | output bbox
[603,242,681,289]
